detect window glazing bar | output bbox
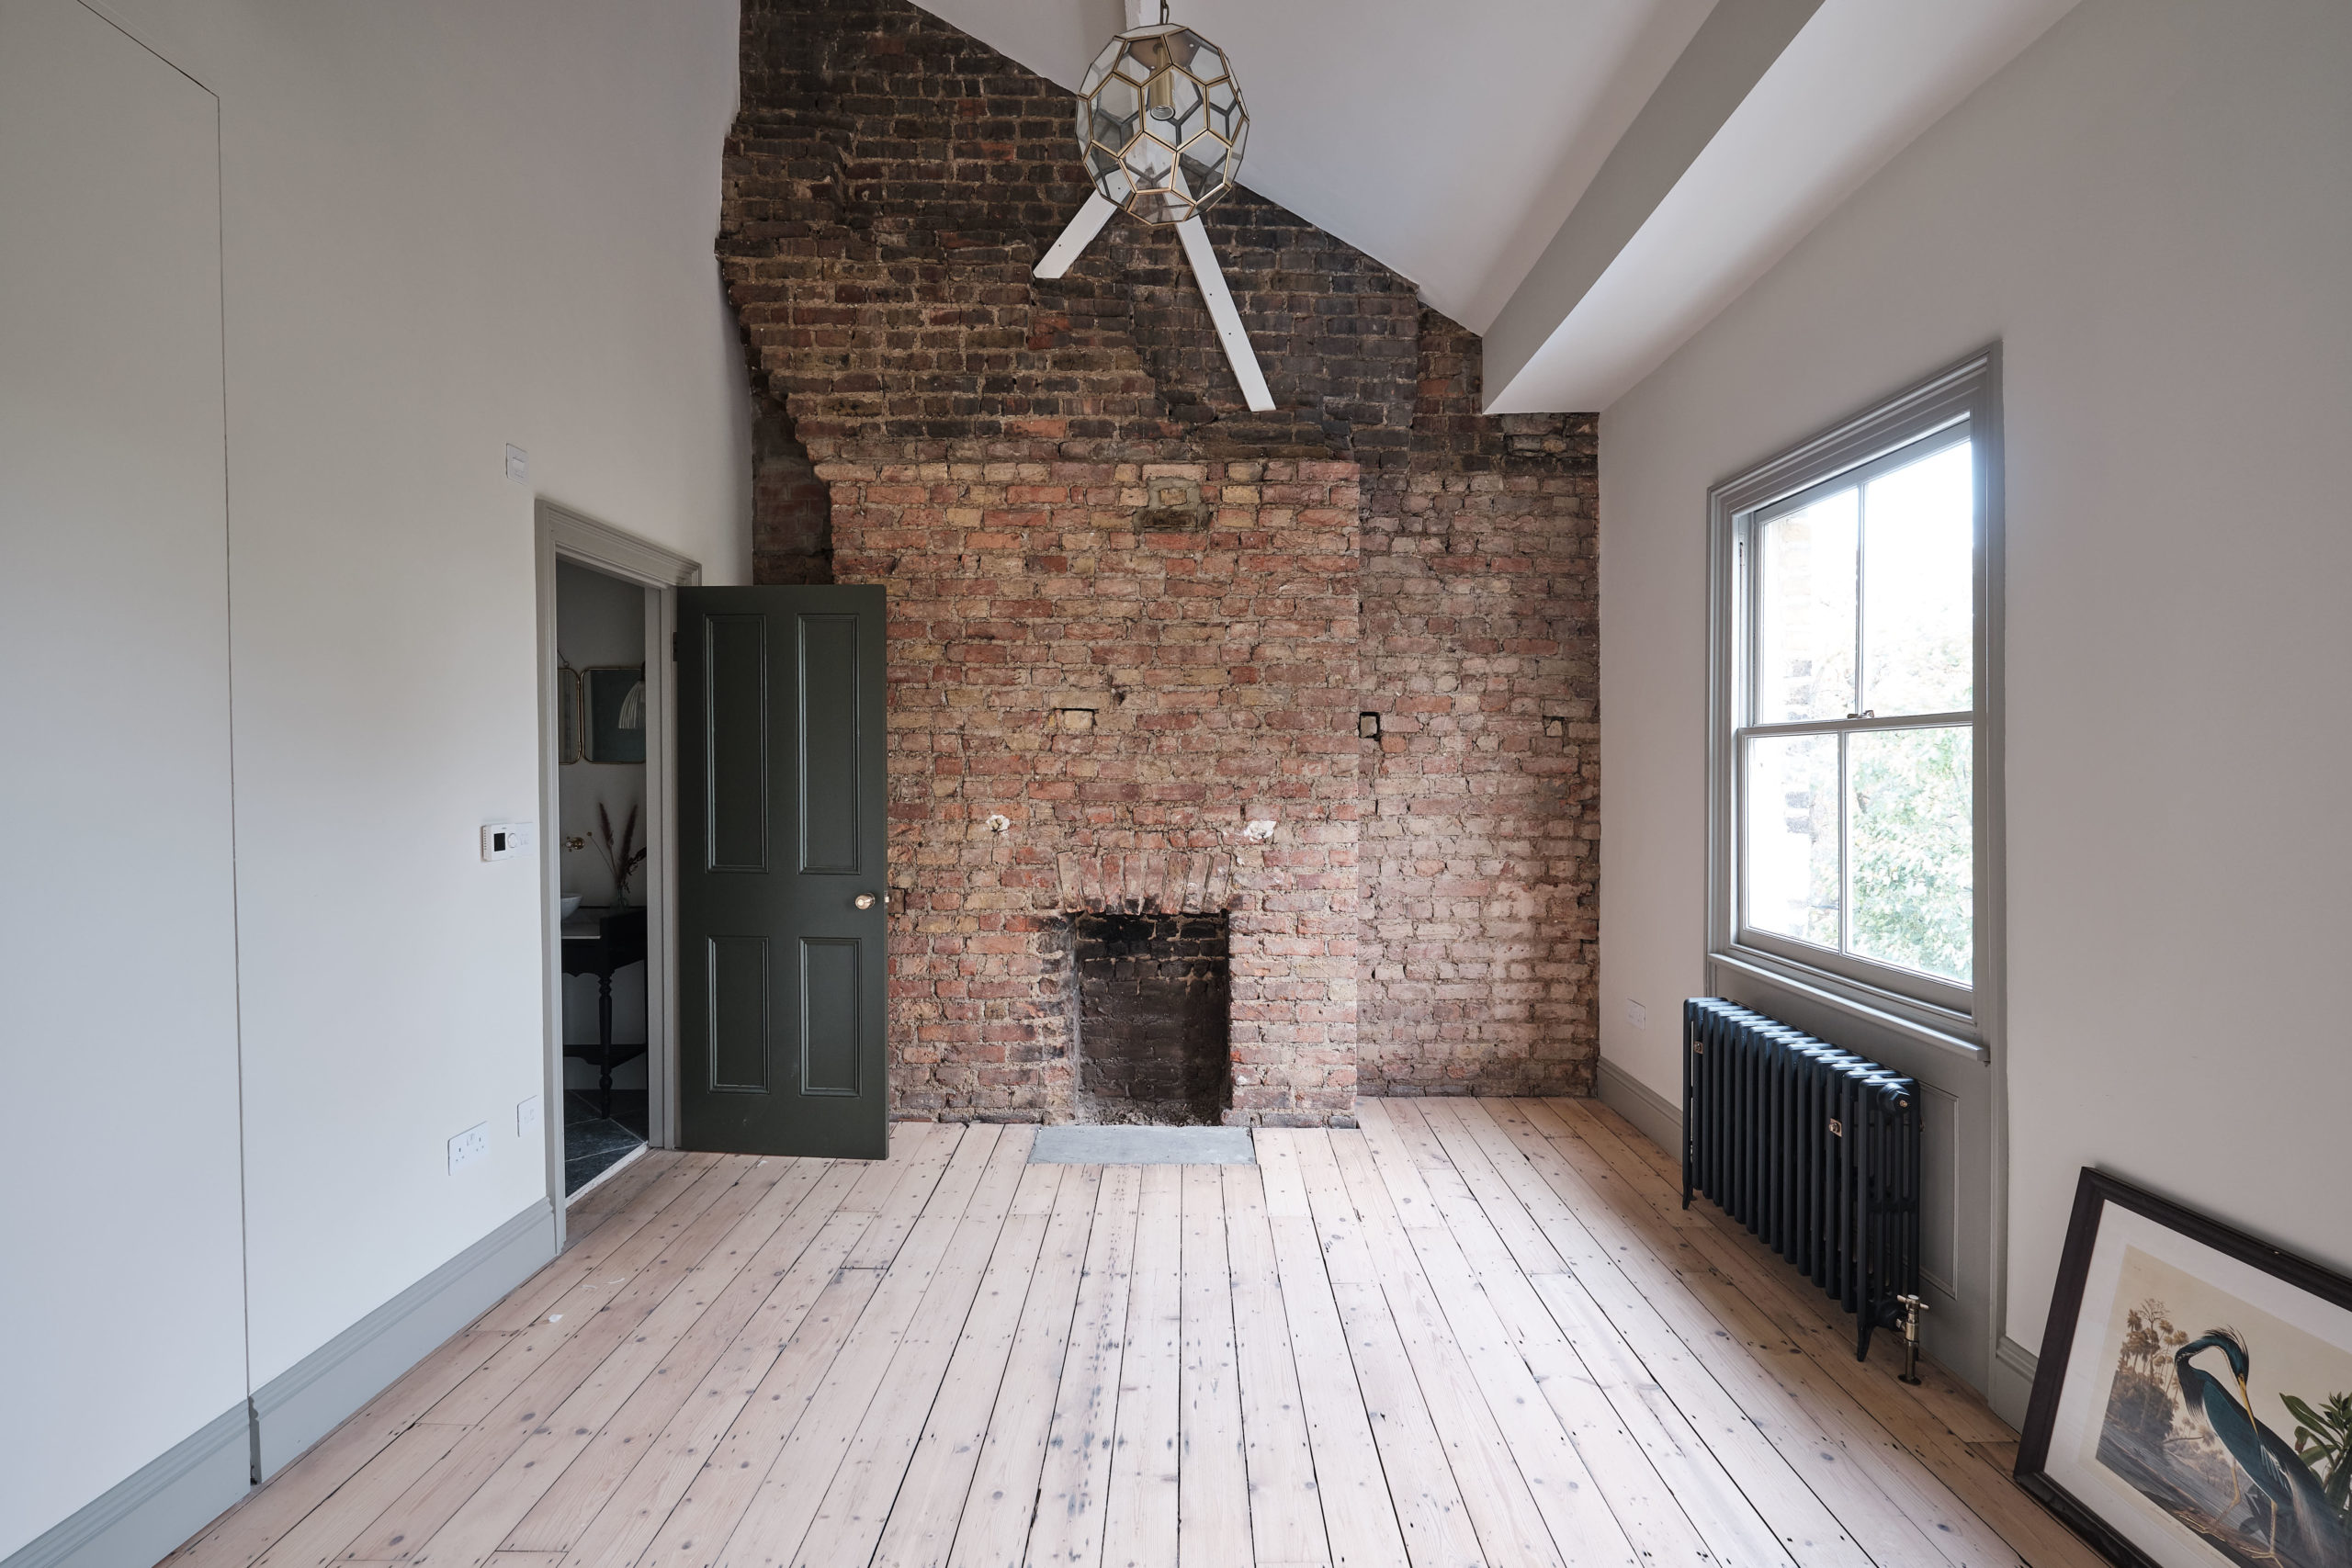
[1837,730,1851,955]
[1736,711,1973,740]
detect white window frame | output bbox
[1706,348,2004,1053]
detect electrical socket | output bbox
[448,1122,490,1173]
[1624,998,1648,1030]
[517,1096,541,1136]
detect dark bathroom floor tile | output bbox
[563,1090,649,1195]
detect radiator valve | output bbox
[1895,1293,1929,1385]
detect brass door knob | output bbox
[854,893,877,910]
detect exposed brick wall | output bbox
[721,0,1418,461]
[720,0,1599,1121]
[751,391,833,584]
[824,455,1361,1125]
[1358,318,1600,1098]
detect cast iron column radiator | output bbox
[1682,998,1922,1360]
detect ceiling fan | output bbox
[1033,2,1273,412]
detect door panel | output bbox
[798,615,863,873]
[800,938,863,1094]
[707,935,773,1092]
[706,615,771,871]
[679,586,888,1157]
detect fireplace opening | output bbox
[1072,911,1231,1125]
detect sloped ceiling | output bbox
[919,0,1715,332]
[915,0,2080,411]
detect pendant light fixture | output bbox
[1034,3,1272,412]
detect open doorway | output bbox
[535,501,700,1232]
[555,559,650,1193]
[534,511,887,1203]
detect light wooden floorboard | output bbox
[164,1105,2086,1568]
[1173,1166,1250,1568]
[868,1158,1063,1568]
[944,1165,1102,1568]
[780,1129,1035,1568]
[1305,1127,1568,1568]
[499,1161,854,1555]
[1024,1163,1142,1568]
[1102,1165,1183,1568]
[1216,1166,1344,1568]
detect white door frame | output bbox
[534,500,700,1246]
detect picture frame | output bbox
[583,664,647,764]
[557,666,583,765]
[2017,1168,2352,1568]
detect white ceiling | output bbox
[916,0,2080,411]
[1484,0,2082,411]
[918,0,1717,333]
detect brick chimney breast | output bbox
[724,0,1600,1125]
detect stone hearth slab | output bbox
[1028,1126,1256,1166]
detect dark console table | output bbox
[561,904,648,1118]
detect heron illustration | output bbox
[2174,1328,2348,1565]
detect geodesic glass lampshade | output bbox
[1076,23,1248,226]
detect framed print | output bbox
[2018,1168,2352,1568]
[584,664,647,763]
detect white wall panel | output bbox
[0,1,245,1552]
[89,0,753,1393]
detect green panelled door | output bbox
[677,586,888,1158]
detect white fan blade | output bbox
[1176,216,1273,412]
[1034,192,1119,280]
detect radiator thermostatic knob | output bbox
[854,893,878,910]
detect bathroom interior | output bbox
[554,558,651,1193]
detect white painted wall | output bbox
[1599,0,2352,1372]
[165,0,747,1399]
[0,4,246,1553]
[2,0,746,1551]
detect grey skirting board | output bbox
[3,1197,553,1568]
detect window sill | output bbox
[1708,944,1985,1061]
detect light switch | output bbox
[517,1096,541,1136]
[504,445,528,486]
[1625,998,1648,1030]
